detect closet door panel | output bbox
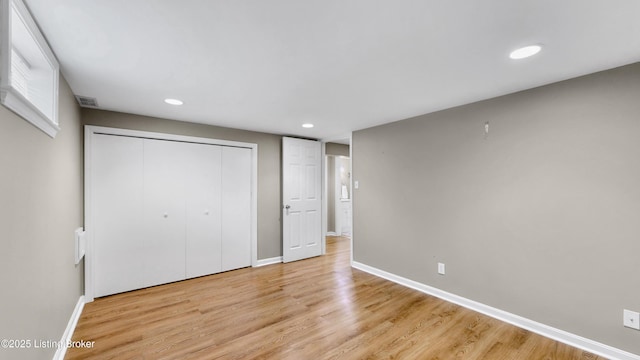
[221,147,252,271]
[92,134,145,297]
[185,143,222,278]
[90,129,254,297]
[142,139,187,287]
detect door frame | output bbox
[321,143,327,254]
[84,125,258,302]
[320,134,353,262]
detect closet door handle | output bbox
[284,204,290,215]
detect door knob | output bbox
[284,204,290,215]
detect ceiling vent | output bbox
[75,95,99,108]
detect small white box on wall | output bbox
[75,227,86,265]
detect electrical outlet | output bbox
[438,262,445,275]
[623,309,640,330]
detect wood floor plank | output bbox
[66,237,605,359]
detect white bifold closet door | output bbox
[184,142,223,279]
[92,134,251,297]
[93,134,148,296]
[221,146,252,272]
[142,139,188,289]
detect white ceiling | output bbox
[24,0,640,142]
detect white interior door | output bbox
[185,143,222,278]
[221,146,252,271]
[141,139,187,288]
[282,137,322,262]
[92,134,145,297]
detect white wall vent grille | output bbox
[75,95,98,107]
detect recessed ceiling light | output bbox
[302,123,314,128]
[164,98,183,105]
[509,45,542,60]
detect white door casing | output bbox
[282,137,322,263]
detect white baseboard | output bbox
[326,232,337,236]
[352,261,640,360]
[53,295,85,360]
[254,256,282,267]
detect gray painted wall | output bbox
[326,142,349,157]
[0,79,84,360]
[82,109,283,259]
[352,62,640,355]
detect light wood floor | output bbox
[67,236,602,359]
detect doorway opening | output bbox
[325,154,351,238]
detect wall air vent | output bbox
[75,95,99,108]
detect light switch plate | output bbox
[623,309,640,330]
[438,262,445,275]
